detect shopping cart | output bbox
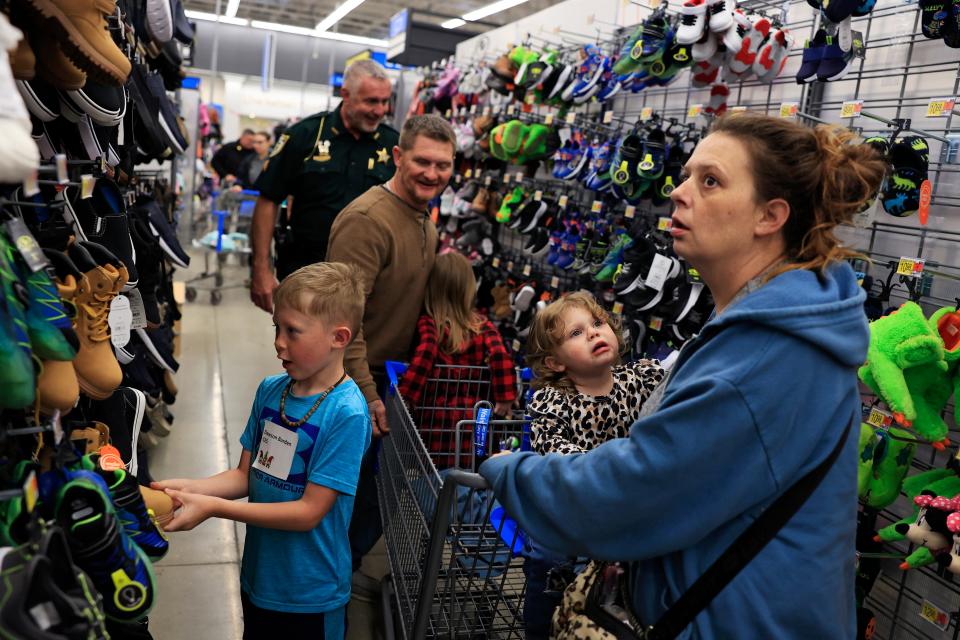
[378,362,534,640]
[185,188,257,305]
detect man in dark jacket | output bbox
[211,129,256,182]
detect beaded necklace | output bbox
[277,372,347,428]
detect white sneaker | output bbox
[708,0,734,32]
[693,29,719,61]
[677,0,708,44]
[439,185,455,215]
[756,28,795,81]
[0,14,39,183]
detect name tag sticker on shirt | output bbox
[254,420,298,480]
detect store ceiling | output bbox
[183,0,558,40]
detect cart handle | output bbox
[385,361,409,391]
[442,467,490,490]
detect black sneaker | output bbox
[37,526,109,638]
[134,325,179,374]
[129,217,163,327]
[16,78,59,122]
[132,197,190,268]
[62,81,127,127]
[171,0,195,44]
[85,387,146,477]
[126,65,172,161]
[121,338,164,397]
[144,72,187,154]
[612,236,658,296]
[66,183,139,291]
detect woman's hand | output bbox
[161,489,219,532]
[494,400,515,417]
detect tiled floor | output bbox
[148,251,387,640]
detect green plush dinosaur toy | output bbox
[857,423,917,509]
[858,303,950,443]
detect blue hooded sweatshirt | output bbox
[479,263,868,639]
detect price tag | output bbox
[612,302,624,315]
[779,102,798,118]
[657,217,673,231]
[866,407,893,428]
[504,174,511,184]
[534,190,543,201]
[550,276,559,288]
[523,264,532,276]
[4,218,48,272]
[919,179,932,226]
[455,174,462,184]
[565,112,577,124]
[445,109,452,118]
[108,295,132,348]
[512,339,522,353]
[465,169,473,178]
[100,155,109,174]
[840,100,863,118]
[897,256,925,277]
[545,113,554,125]
[920,600,950,631]
[470,104,477,114]
[603,110,614,124]
[624,205,636,219]
[80,174,96,199]
[645,254,673,291]
[484,175,492,187]
[559,195,568,209]
[483,106,491,116]
[458,107,465,116]
[492,257,501,268]
[507,104,515,115]
[591,200,602,213]
[515,171,524,182]
[22,170,39,197]
[649,316,663,331]
[23,470,38,513]
[730,106,747,113]
[507,261,514,271]
[126,289,148,330]
[687,104,703,118]
[525,93,536,105]
[927,97,957,117]
[640,107,653,121]
[55,154,68,184]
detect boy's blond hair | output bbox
[526,291,624,393]
[272,262,366,337]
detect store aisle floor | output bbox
[147,251,387,640]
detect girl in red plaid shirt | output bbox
[398,252,517,468]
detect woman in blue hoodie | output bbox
[479,112,886,639]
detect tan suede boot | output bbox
[35,37,86,90]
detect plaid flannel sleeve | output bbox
[483,320,518,403]
[398,315,439,406]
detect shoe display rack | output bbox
[412,0,960,637]
[0,0,197,634]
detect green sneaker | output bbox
[595,234,633,282]
[497,187,526,223]
[0,460,38,546]
[613,25,645,74]
[0,230,35,409]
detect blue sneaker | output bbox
[796,29,827,83]
[562,45,605,101]
[560,140,592,180]
[53,473,157,622]
[555,234,579,269]
[552,140,572,178]
[595,233,632,282]
[638,129,667,180]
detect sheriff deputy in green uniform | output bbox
[250,59,397,312]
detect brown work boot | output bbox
[492,53,516,81]
[472,115,494,138]
[66,242,124,400]
[37,360,80,415]
[471,187,490,216]
[9,35,35,79]
[15,0,131,85]
[35,36,86,90]
[140,486,174,528]
[487,190,503,219]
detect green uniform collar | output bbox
[328,104,388,142]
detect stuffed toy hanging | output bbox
[857,423,917,509]
[875,470,960,569]
[936,508,960,575]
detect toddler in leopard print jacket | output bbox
[520,291,664,639]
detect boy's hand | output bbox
[151,479,193,493]
[494,401,514,417]
[369,399,389,437]
[162,489,218,532]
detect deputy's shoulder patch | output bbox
[269,134,290,158]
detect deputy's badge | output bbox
[269,134,290,158]
[376,147,389,164]
[313,139,332,162]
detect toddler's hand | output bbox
[162,489,217,532]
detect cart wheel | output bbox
[215,273,224,287]
[211,290,223,305]
[185,287,197,302]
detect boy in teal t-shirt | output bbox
[154,262,372,639]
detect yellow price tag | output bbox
[534,190,543,201]
[507,104,516,115]
[591,201,602,213]
[559,195,568,209]
[23,471,38,513]
[492,257,500,268]
[525,93,536,104]
[840,100,863,118]
[687,104,702,118]
[657,217,673,231]
[624,205,636,219]
[465,169,473,178]
[445,109,452,118]
[779,102,798,118]
[897,256,925,277]
[483,106,491,116]
[920,600,950,631]
[603,110,614,124]
[612,302,624,315]
[22,170,39,197]
[504,174,511,184]
[512,339,522,352]
[484,175,492,187]
[80,174,96,199]
[550,276,560,288]
[507,261,514,271]
[866,407,892,428]
[927,97,957,117]
[523,264,532,276]
[649,316,663,331]
[565,112,577,124]
[545,113,554,125]
[640,107,653,121]
[55,154,68,184]
[730,106,747,113]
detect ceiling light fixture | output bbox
[461,0,529,21]
[315,0,366,32]
[440,17,466,29]
[224,0,240,18]
[249,19,387,46]
[184,9,249,25]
